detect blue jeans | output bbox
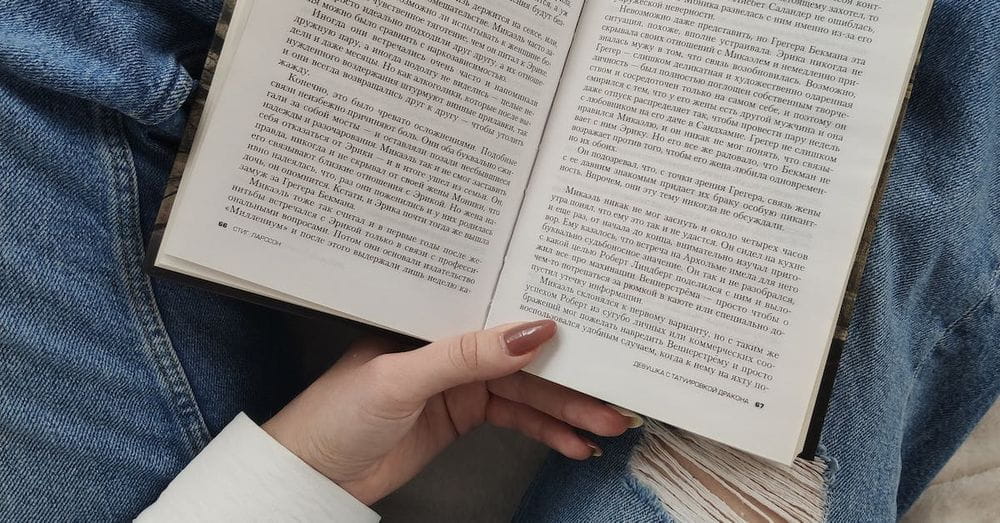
[1,1,997,521]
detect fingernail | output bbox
[502,320,557,356]
[587,442,603,458]
[609,405,645,429]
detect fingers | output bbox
[371,320,557,404]
[485,395,598,461]
[487,373,638,437]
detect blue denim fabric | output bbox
[0,1,299,520]
[516,1,1000,521]
[1,1,997,522]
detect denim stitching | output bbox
[101,106,211,456]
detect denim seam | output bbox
[0,46,194,127]
[101,106,211,456]
[132,65,195,126]
[908,264,1000,388]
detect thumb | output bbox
[378,320,557,401]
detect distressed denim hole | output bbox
[630,421,828,522]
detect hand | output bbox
[263,320,643,505]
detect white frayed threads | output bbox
[630,422,827,522]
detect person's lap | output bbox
[1,0,996,521]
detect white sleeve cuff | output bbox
[137,413,380,522]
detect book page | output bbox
[488,0,931,462]
[159,0,583,339]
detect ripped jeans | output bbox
[1,0,998,521]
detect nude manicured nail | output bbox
[587,442,603,458]
[502,320,557,356]
[609,405,645,429]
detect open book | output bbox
[150,0,933,464]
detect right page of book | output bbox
[488,0,933,463]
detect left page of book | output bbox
[157,0,584,339]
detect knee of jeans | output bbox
[629,421,833,522]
